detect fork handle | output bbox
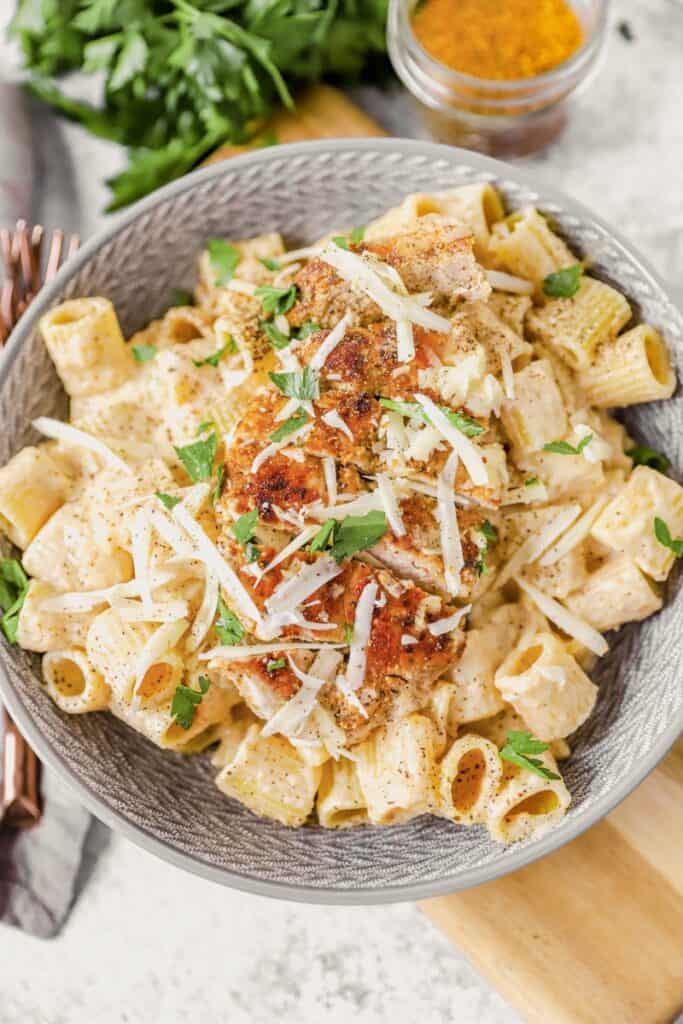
[1,706,41,828]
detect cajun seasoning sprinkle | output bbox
[412,0,584,81]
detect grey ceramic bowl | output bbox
[1,139,682,904]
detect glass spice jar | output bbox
[388,0,610,158]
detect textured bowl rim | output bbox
[1,137,682,904]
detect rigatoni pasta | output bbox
[0,184,679,846]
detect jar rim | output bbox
[393,0,611,95]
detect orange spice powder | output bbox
[412,0,584,80]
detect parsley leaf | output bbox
[627,445,670,474]
[479,519,498,543]
[524,476,540,487]
[254,284,298,315]
[349,226,365,244]
[297,321,321,339]
[259,257,281,271]
[542,264,583,298]
[308,518,337,553]
[269,367,320,401]
[0,559,30,644]
[211,464,225,507]
[156,491,180,511]
[267,658,286,672]
[654,517,683,558]
[332,235,349,249]
[379,397,484,437]
[215,596,245,646]
[170,288,193,307]
[344,623,354,644]
[192,338,235,368]
[500,730,561,780]
[543,435,593,456]
[232,510,259,546]
[207,239,240,285]
[270,409,309,442]
[132,343,157,363]
[262,320,291,350]
[171,675,211,731]
[330,510,387,563]
[174,432,217,482]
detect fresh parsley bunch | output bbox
[10,0,389,210]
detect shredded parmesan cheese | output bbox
[130,507,153,610]
[376,474,406,537]
[437,450,464,596]
[173,504,262,625]
[187,569,219,652]
[264,556,342,615]
[401,634,418,646]
[486,269,534,295]
[428,603,471,636]
[539,496,610,566]
[323,457,337,506]
[251,422,312,473]
[132,619,189,699]
[414,394,489,486]
[497,504,582,588]
[32,417,132,473]
[309,313,351,370]
[322,409,353,441]
[515,577,608,656]
[345,580,378,691]
[500,349,515,400]
[200,642,345,661]
[262,650,342,738]
[258,524,319,580]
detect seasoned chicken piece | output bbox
[212,559,465,745]
[371,494,491,600]
[288,218,489,329]
[301,390,382,472]
[298,321,445,401]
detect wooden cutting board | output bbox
[210,85,683,1024]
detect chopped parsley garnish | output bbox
[379,397,485,438]
[524,476,540,487]
[332,235,349,249]
[192,338,235,368]
[344,623,354,644]
[542,264,583,299]
[174,431,217,482]
[211,464,225,507]
[269,366,320,401]
[171,675,210,731]
[308,518,338,553]
[543,435,593,456]
[350,226,365,244]
[207,239,240,285]
[155,491,180,511]
[262,320,291,349]
[306,511,387,561]
[296,321,321,339]
[267,658,286,672]
[270,409,309,442]
[232,509,259,545]
[653,517,683,558]
[132,342,157,363]
[627,445,670,474]
[330,510,387,563]
[500,730,561,781]
[0,559,30,644]
[215,596,245,645]
[197,418,217,434]
[475,519,498,576]
[254,283,298,315]
[259,257,281,272]
[170,288,193,307]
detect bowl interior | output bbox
[1,140,681,902]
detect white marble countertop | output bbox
[0,2,682,1021]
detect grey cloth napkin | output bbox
[0,81,95,938]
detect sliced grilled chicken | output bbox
[288,217,489,330]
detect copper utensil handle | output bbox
[1,705,41,827]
